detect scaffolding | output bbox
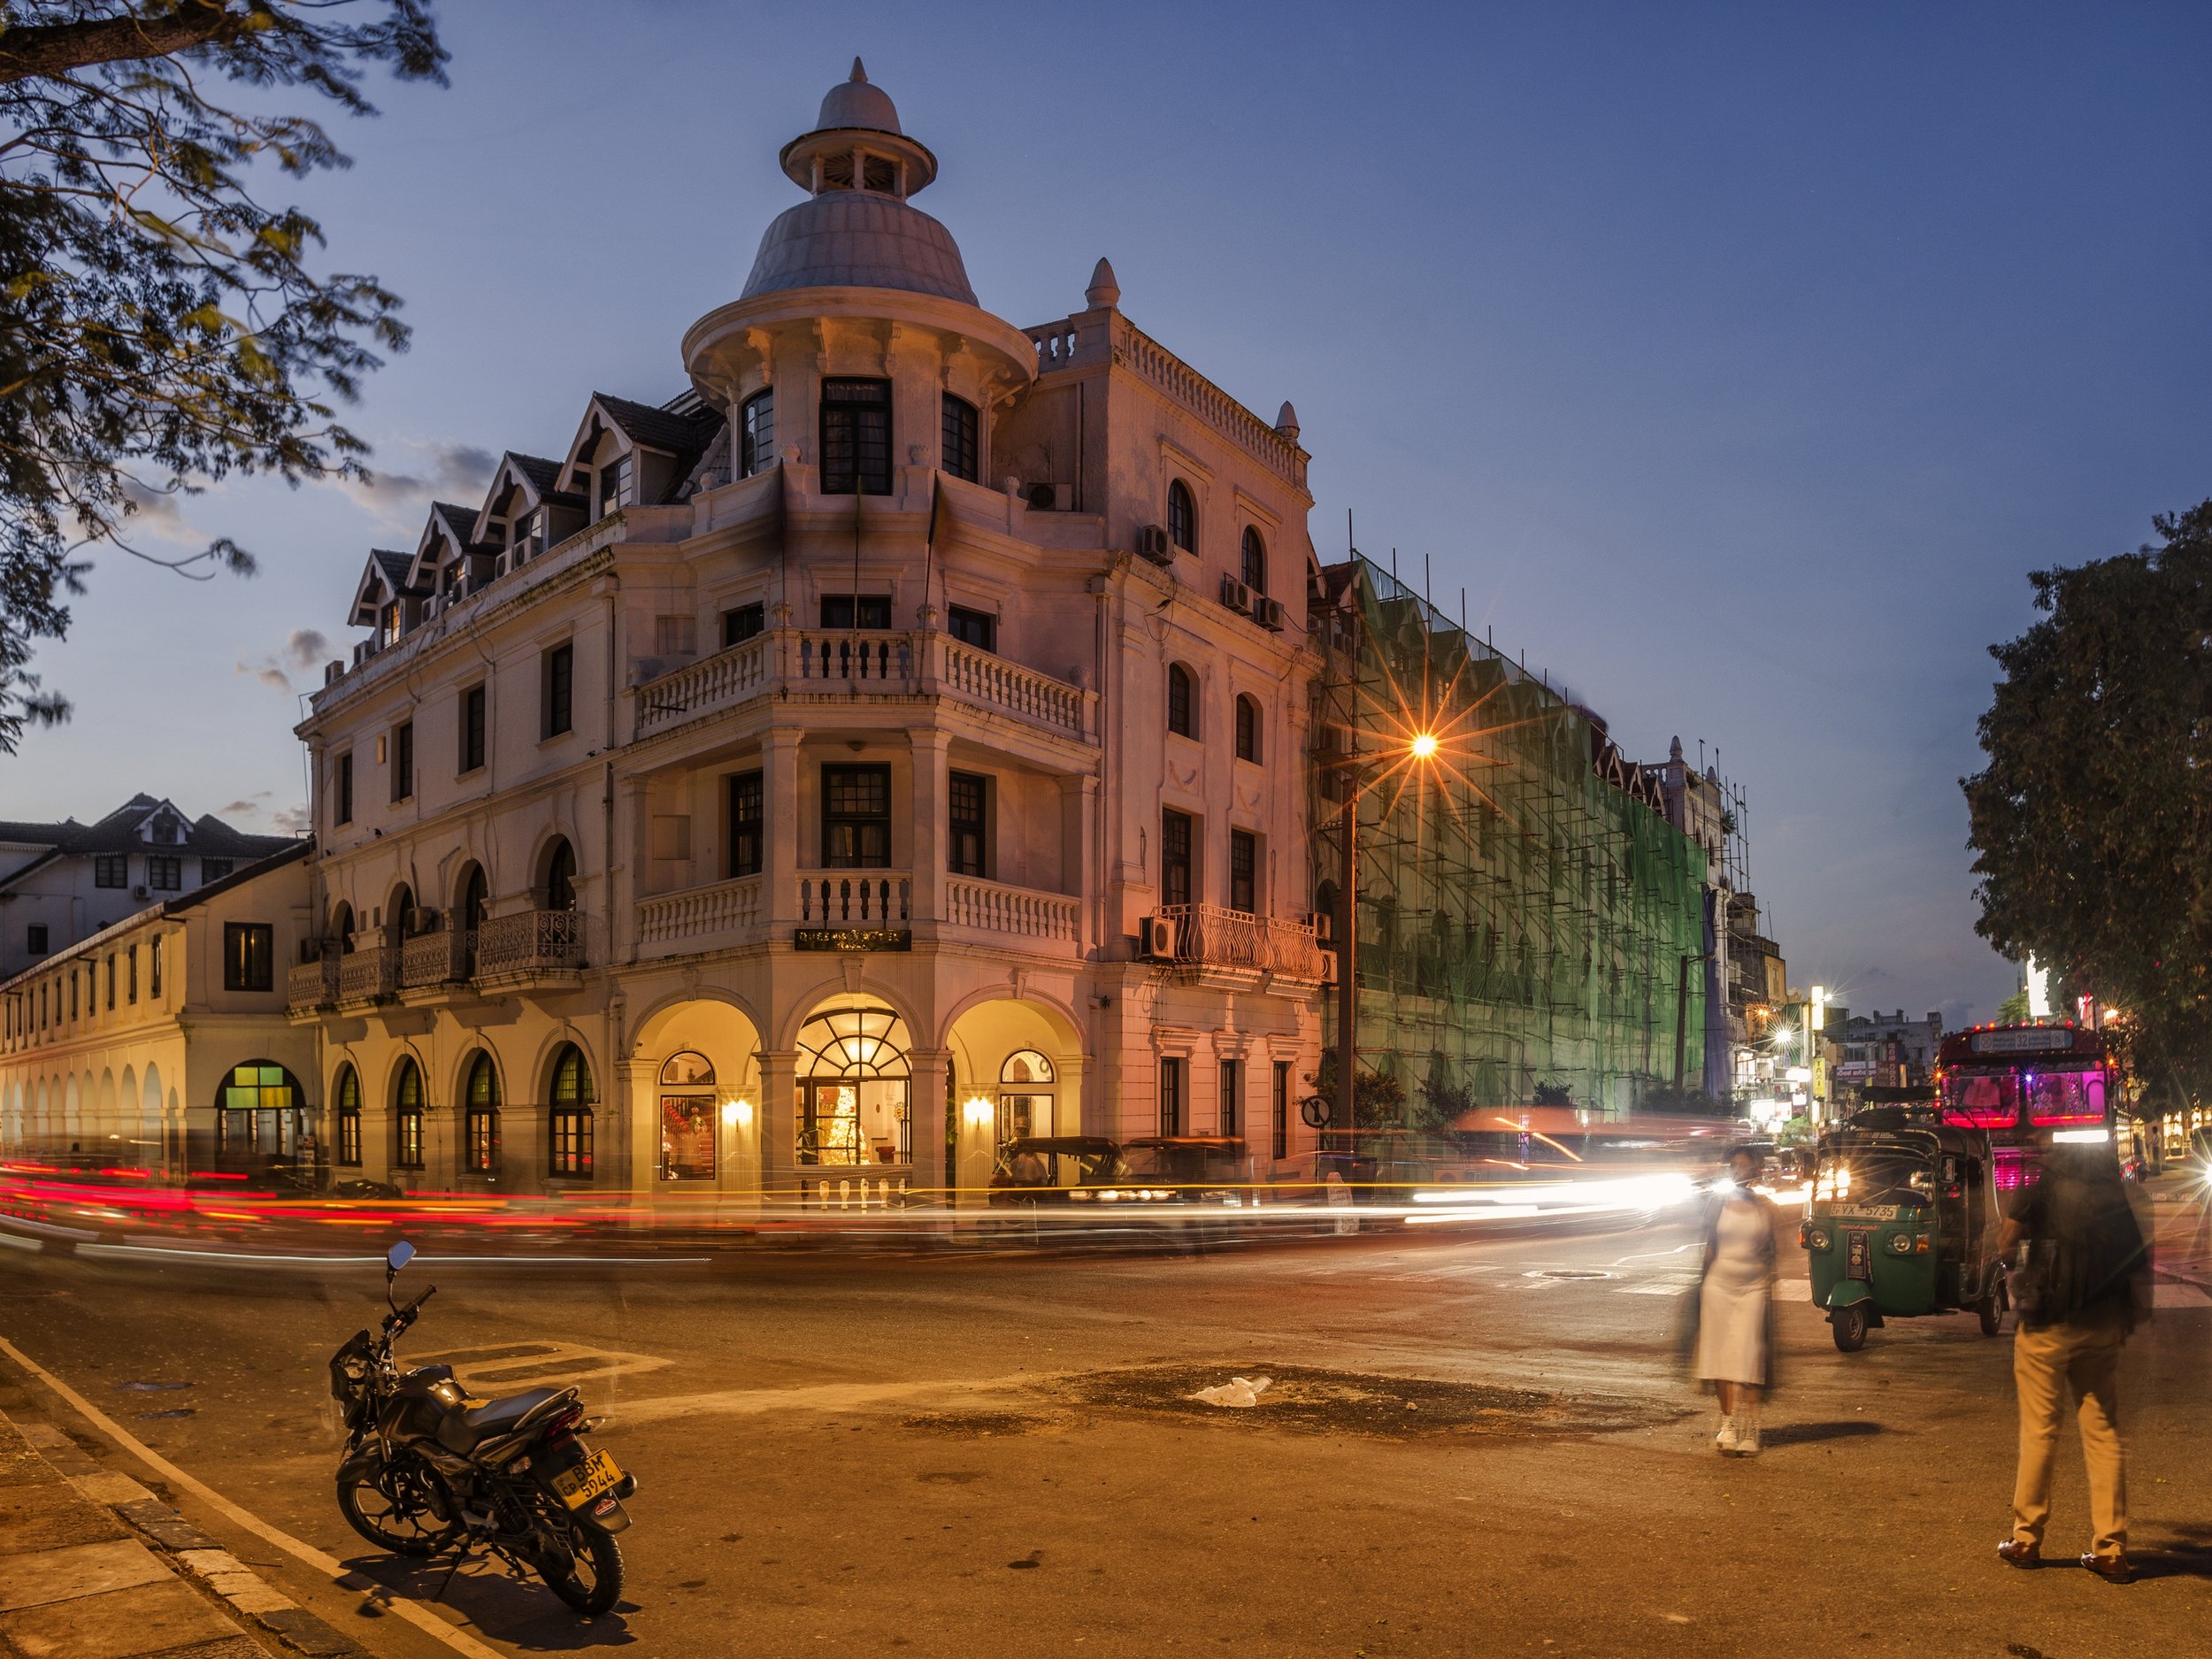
[1311,557,1709,1121]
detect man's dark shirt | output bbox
[2006,1148,2148,1330]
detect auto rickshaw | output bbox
[1802,1108,2006,1352]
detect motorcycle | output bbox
[327,1240,636,1616]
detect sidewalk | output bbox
[0,1404,361,1659]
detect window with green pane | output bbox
[464,1052,500,1175]
[549,1042,595,1179]
[394,1058,425,1169]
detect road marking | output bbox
[0,1333,509,1659]
[615,1370,1043,1425]
[1617,1280,1697,1296]
[411,1338,670,1392]
[1774,1279,1811,1302]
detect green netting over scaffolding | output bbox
[1311,556,1709,1123]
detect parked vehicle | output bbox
[327,1241,635,1616]
[1802,1113,2006,1352]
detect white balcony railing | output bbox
[799,872,910,926]
[943,876,1080,943]
[638,877,764,945]
[632,628,1090,741]
[1156,904,1327,982]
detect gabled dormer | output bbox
[559,393,727,519]
[471,453,587,565]
[404,502,492,597]
[347,550,425,652]
[134,798,189,847]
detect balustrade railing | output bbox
[630,628,1090,742]
[398,929,467,988]
[474,909,585,977]
[1156,904,1326,981]
[799,872,910,926]
[287,957,340,1011]
[335,944,399,1003]
[943,876,1080,943]
[638,878,763,945]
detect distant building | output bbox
[1832,1007,1945,1104]
[0,844,316,1174]
[0,796,295,982]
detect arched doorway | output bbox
[658,1051,717,1181]
[214,1060,309,1177]
[456,864,488,974]
[998,1049,1056,1143]
[794,1001,911,1167]
[542,839,577,911]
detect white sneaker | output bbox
[1736,1423,1761,1456]
[1715,1416,1739,1454]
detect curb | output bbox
[4,1412,370,1658]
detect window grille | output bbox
[819,378,892,495]
[941,394,979,482]
[822,764,892,867]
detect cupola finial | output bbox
[1086,257,1120,309]
[850,56,867,83]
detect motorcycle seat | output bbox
[435,1386,572,1454]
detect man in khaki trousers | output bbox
[1994,1133,2149,1584]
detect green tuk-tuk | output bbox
[1803,1109,2007,1352]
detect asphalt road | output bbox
[4,1186,2212,1659]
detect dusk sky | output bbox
[8,2,2208,1026]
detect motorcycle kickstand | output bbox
[432,1544,474,1603]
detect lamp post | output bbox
[1808,984,1827,1124]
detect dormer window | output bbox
[599,456,631,518]
[511,509,541,558]
[740,390,775,477]
[380,601,402,648]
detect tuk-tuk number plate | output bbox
[551,1448,622,1509]
[1845,1231,1872,1280]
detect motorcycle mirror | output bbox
[385,1240,415,1274]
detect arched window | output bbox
[1166,480,1196,553]
[389,884,415,941]
[1167,664,1195,739]
[334,1064,362,1166]
[795,1002,911,1167]
[549,1043,595,1179]
[1240,526,1267,595]
[463,1051,500,1175]
[393,1057,424,1170]
[542,839,577,911]
[659,1051,717,1180]
[330,902,354,953]
[457,864,489,931]
[1234,695,1261,764]
[998,1048,1056,1143]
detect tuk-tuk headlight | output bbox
[1886,1232,1915,1256]
[1805,1226,1832,1252]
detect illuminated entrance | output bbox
[214,1060,309,1174]
[795,1001,911,1166]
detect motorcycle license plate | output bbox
[550,1448,622,1510]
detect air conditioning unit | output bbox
[1253,596,1286,632]
[1025,481,1072,511]
[132,885,149,900]
[323,661,345,687]
[1310,910,1333,943]
[1137,914,1179,961]
[1218,575,1251,614]
[1135,525,1174,565]
[423,593,442,619]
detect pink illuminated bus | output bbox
[1934,1022,2134,1187]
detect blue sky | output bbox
[8,1,2208,1025]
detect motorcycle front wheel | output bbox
[337,1451,461,1557]
[535,1510,625,1617]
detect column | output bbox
[757,1048,798,1206]
[908,729,952,926]
[619,1056,657,1207]
[1059,773,1097,949]
[765,726,803,928]
[908,1046,949,1203]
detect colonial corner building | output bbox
[289,62,1318,1207]
[4,63,1731,1199]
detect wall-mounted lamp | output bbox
[721,1098,754,1130]
[961,1095,995,1130]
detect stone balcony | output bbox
[1156,903,1327,987]
[635,870,1081,960]
[630,627,1094,749]
[289,910,586,1018]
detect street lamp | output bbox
[1808,985,1827,1123]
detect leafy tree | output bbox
[0,2,448,752]
[1310,1050,1409,1129]
[1993,988,2030,1025]
[1963,502,2212,1109]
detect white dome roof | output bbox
[815,58,901,134]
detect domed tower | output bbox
[683,60,1035,511]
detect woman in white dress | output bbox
[1694,1148,1780,1455]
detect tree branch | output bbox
[0,4,250,86]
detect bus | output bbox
[1933,1022,2140,1187]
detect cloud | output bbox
[236,627,335,695]
[119,479,208,549]
[335,440,498,530]
[219,793,273,816]
[270,804,312,834]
